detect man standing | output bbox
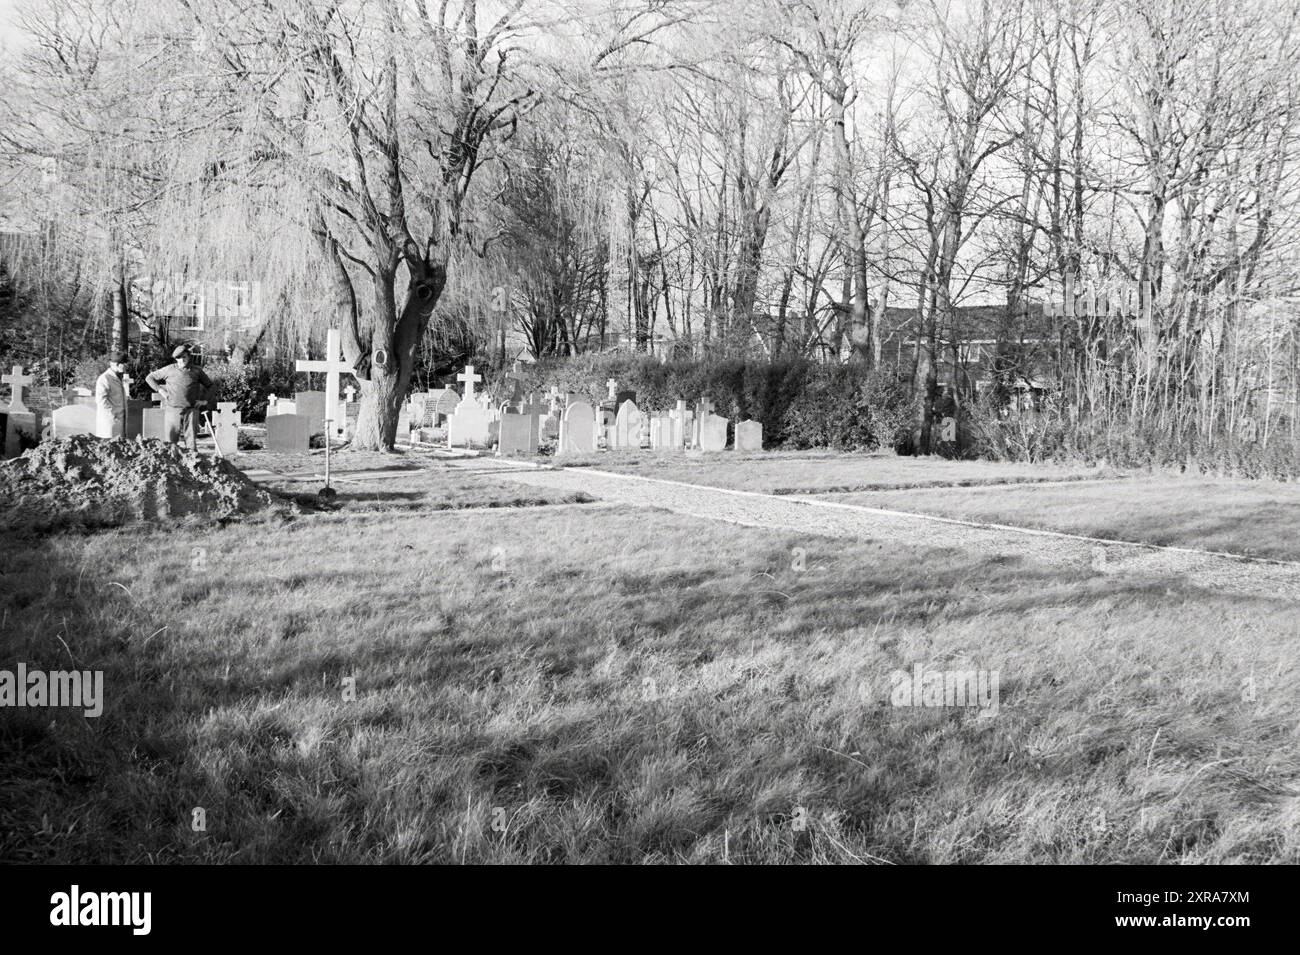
[93,351,129,438]
[145,345,215,449]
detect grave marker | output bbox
[3,365,32,413]
[266,413,312,452]
[699,413,729,452]
[295,328,354,439]
[142,391,166,441]
[497,410,539,456]
[295,390,327,436]
[447,366,491,447]
[212,401,241,458]
[558,400,596,454]
[51,403,98,438]
[734,419,763,452]
[613,399,642,449]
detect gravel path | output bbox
[468,461,1300,602]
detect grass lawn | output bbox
[3,482,1297,863]
[823,478,1300,563]
[570,449,1113,494]
[237,448,593,515]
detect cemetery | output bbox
[2,0,1299,880]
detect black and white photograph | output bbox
[0,0,1294,906]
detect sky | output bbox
[0,0,24,55]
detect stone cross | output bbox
[122,374,133,398]
[344,385,356,403]
[458,364,483,401]
[606,378,618,400]
[3,364,32,412]
[212,401,241,458]
[295,328,354,437]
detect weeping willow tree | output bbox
[174,0,537,449]
[0,0,333,369]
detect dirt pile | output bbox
[0,436,293,532]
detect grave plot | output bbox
[237,448,594,514]
[822,476,1300,563]
[578,449,1118,494]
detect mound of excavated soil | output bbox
[0,436,293,532]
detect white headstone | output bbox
[558,400,596,454]
[457,364,483,400]
[51,403,98,438]
[734,419,763,452]
[614,399,642,449]
[670,400,692,450]
[447,393,491,448]
[699,413,729,452]
[3,365,33,413]
[212,401,241,457]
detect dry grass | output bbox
[2,480,1297,863]
[570,449,1112,494]
[823,477,1300,562]
[239,450,593,515]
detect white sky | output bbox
[0,0,25,55]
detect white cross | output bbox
[3,364,32,412]
[296,328,355,436]
[344,385,356,403]
[606,378,618,399]
[457,364,482,401]
[122,374,133,398]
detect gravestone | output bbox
[734,419,763,452]
[613,399,642,449]
[693,398,716,449]
[141,391,167,442]
[295,390,327,435]
[650,415,676,450]
[124,398,151,439]
[266,413,312,452]
[434,388,459,421]
[212,402,241,457]
[699,413,729,452]
[3,364,33,413]
[940,416,957,443]
[3,411,38,459]
[558,400,596,454]
[52,403,98,438]
[447,366,490,447]
[670,400,692,450]
[64,387,94,407]
[267,395,296,417]
[295,328,355,439]
[497,411,539,456]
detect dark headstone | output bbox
[267,413,312,453]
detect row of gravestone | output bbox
[554,394,762,455]
[1,362,249,459]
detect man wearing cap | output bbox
[94,351,130,438]
[145,345,216,449]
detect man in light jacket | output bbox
[145,345,215,449]
[93,351,129,438]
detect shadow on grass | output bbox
[2,510,1293,864]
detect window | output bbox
[176,288,204,331]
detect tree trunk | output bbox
[350,259,446,450]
